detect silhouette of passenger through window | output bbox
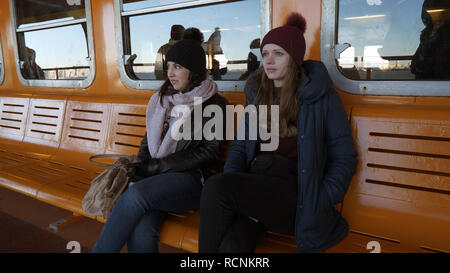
[21,47,45,80]
[155,24,185,80]
[411,0,450,80]
[203,27,227,80]
[239,38,261,80]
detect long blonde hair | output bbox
[254,56,300,138]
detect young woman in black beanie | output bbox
[198,12,358,253]
[92,28,227,253]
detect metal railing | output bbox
[41,65,90,80]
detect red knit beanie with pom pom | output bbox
[260,12,307,68]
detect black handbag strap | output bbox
[88,154,129,167]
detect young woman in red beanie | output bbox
[199,13,358,253]
[92,28,227,253]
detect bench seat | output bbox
[0,94,448,253]
[0,96,147,219]
[340,105,450,253]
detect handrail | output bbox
[41,65,90,80]
[130,59,248,67]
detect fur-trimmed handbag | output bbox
[82,154,137,219]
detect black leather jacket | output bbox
[137,93,228,184]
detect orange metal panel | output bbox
[0,148,41,170]
[272,0,322,60]
[218,92,245,106]
[106,104,147,155]
[24,99,66,147]
[159,216,191,250]
[0,97,30,141]
[37,171,98,217]
[343,106,450,252]
[60,101,111,154]
[0,160,56,198]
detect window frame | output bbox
[9,0,96,89]
[114,0,271,92]
[0,33,4,85]
[321,0,450,97]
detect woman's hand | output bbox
[126,158,161,181]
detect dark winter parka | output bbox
[224,60,358,252]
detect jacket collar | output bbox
[297,60,333,105]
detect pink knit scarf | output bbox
[145,76,218,158]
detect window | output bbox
[10,0,95,88]
[321,0,450,96]
[116,0,270,91]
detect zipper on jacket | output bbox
[297,101,304,209]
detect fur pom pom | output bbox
[183,27,204,43]
[284,12,307,34]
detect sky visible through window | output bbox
[338,0,424,57]
[128,0,261,65]
[24,24,89,69]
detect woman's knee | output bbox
[202,173,237,197]
[117,183,148,210]
[218,216,267,253]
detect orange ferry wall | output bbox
[0,0,154,99]
[272,0,321,61]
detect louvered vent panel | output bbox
[61,101,109,151]
[355,118,450,207]
[0,98,29,138]
[107,104,146,154]
[25,99,65,144]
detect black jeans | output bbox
[199,172,298,253]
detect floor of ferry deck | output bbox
[0,186,186,253]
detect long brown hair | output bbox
[255,56,300,138]
[158,70,207,106]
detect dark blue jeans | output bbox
[92,172,202,253]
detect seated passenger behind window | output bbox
[204,27,227,80]
[239,38,261,80]
[210,59,227,80]
[92,27,228,253]
[22,47,45,80]
[411,0,450,80]
[204,27,224,55]
[155,24,185,80]
[198,12,357,253]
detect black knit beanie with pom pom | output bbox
[166,27,206,74]
[260,12,307,68]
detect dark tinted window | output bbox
[337,0,450,81]
[16,0,86,29]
